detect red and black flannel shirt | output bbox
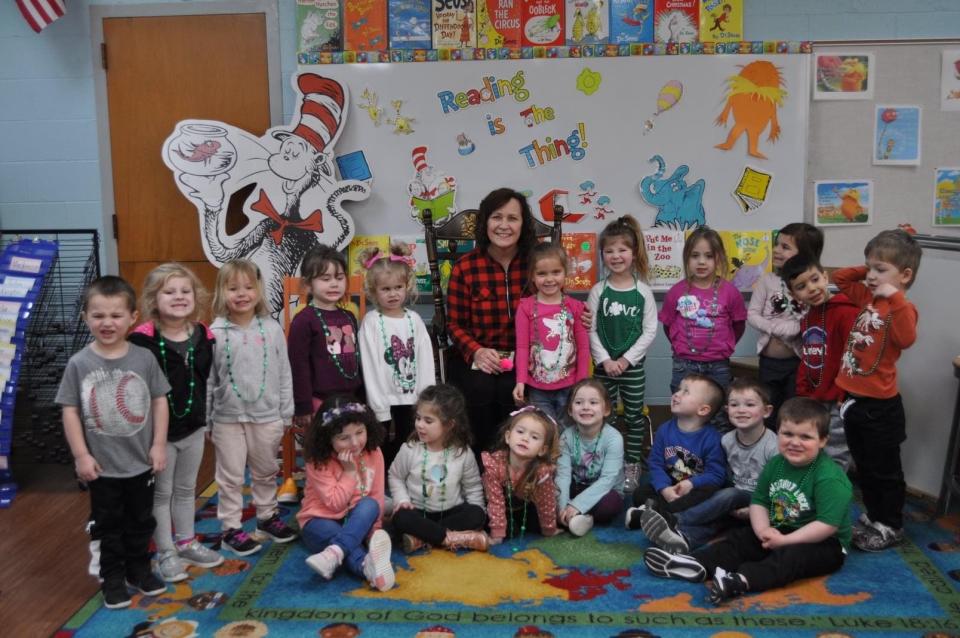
[447,248,528,363]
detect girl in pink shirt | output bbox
[661,226,747,395]
[512,242,590,425]
[297,397,394,591]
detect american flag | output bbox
[16,0,66,33]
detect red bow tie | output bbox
[251,189,324,245]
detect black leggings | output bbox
[392,503,487,546]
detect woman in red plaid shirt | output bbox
[446,188,539,453]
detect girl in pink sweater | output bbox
[297,397,394,591]
[512,242,590,425]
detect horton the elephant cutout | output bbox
[163,73,370,315]
[639,155,706,230]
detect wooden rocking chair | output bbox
[422,206,563,383]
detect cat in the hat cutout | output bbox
[407,146,457,226]
[162,73,370,315]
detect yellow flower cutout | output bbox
[577,67,602,95]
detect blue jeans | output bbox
[676,487,751,549]
[528,386,571,428]
[670,357,732,394]
[301,496,380,577]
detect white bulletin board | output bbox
[308,53,810,239]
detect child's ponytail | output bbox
[598,215,649,283]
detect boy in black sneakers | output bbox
[637,379,778,553]
[625,374,727,539]
[644,397,852,604]
[56,277,172,609]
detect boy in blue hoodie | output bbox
[626,373,727,530]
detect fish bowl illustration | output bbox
[166,123,237,177]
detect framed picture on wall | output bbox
[873,105,921,166]
[814,179,873,226]
[813,52,874,100]
[934,167,960,227]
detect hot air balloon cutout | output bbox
[643,80,683,134]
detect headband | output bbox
[320,403,369,427]
[362,248,416,271]
[509,405,559,429]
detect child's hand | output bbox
[512,383,526,406]
[338,450,357,472]
[489,535,504,546]
[75,453,101,483]
[581,308,593,329]
[559,505,579,526]
[293,414,312,428]
[395,501,415,511]
[731,506,750,520]
[660,485,679,502]
[150,444,167,474]
[674,479,693,497]
[873,282,899,298]
[602,359,623,377]
[760,528,786,549]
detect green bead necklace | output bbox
[573,428,602,481]
[379,310,417,393]
[421,444,449,519]
[313,305,360,380]
[504,473,528,552]
[158,329,196,419]
[223,316,268,402]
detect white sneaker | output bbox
[305,545,343,580]
[362,529,395,592]
[568,514,594,537]
[156,549,189,582]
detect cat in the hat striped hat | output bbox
[164,73,370,316]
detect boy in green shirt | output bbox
[644,397,852,604]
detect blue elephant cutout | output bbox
[639,155,706,230]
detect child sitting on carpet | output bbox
[298,397,395,591]
[483,407,562,546]
[644,397,852,605]
[625,373,727,530]
[556,379,625,537]
[637,378,778,553]
[388,384,488,553]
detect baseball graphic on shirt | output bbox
[82,368,150,436]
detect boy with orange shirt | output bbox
[832,230,921,552]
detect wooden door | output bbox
[102,13,271,303]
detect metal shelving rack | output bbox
[0,229,100,465]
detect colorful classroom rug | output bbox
[58,484,960,638]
